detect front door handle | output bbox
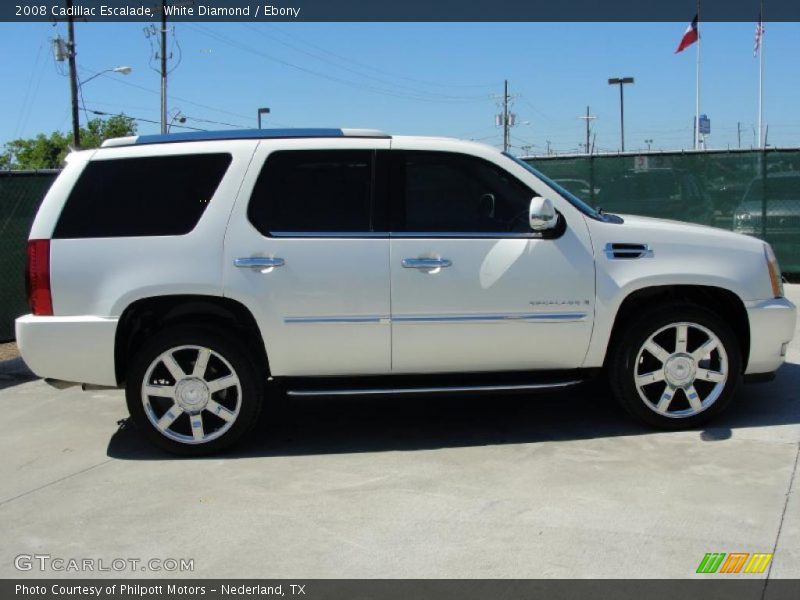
[234,257,285,269]
[401,257,452,269]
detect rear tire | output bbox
[608,304,742,429]
[125,326,264,456]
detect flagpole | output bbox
[758,0,764,148]
[695,0,701,150]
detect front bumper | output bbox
[744,297,797,375]
[15,315,119,387]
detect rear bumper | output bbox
[744,297,797,375]
[15,314,119,387]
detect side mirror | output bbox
[529,196,558,231]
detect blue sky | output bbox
[1,21,798,154]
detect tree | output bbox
[1,114,137,170]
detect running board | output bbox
[285,379,584,398]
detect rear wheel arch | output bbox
[605,285,750,371]
[115,295,269,386]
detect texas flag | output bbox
[675,14,699,53]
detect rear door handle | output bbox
[234,257,285,269]
[401,257,452,269]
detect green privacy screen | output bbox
[0,171,59,342]
[524,149,800,274]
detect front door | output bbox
[387,149,596,374]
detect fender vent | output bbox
[604,242,654,259]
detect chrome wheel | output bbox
[141,345,242,444]
[634,322,728,419]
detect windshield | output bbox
[502,153,603,220]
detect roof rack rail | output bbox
[101,128,390,148]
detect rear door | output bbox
[223,139,392,376]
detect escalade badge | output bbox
[530,300,591,306]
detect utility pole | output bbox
[66,0,80,148]
[737,122,742,149]
[160,0,168,134]
[545,140,552,155]
[503,80,510,153]
[578,106,596,154]
[494,80,516,153]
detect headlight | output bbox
[734,211,752,224]
[764,243,784,298]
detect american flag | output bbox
[753,11,764,57]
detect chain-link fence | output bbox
[524,148,800,274]
[0,171,59,341]
[1,151,799,341]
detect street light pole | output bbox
[608,77,634,152]
[76,66,133,127]
[257,107,271,129]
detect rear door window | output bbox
[53,153,232,238]
[247,150,375,235]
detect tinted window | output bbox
[54,154,231,238]
[248,150,373,235]
[398,152,533,233]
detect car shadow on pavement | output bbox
[0,358,37,391]
[106,362,800,460]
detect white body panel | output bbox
[16,315,118,386]
[15,133,797,387]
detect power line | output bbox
[87,108,207,131]
[77,65,269,126]
[182,115,248,129]
[241,24,491,102]
[188,24,490,104]
[257,24,499,90]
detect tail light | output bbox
[26,239,53,316]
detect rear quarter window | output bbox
[53,153,232,238]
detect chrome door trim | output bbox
[393,312,588,323]
[394,231,542,239]
[284,315,390,324]
[286,379,583,397]
[266,232,545,239]
[269,231,388,238]
[234,257,285,269]
[283,312,588,324]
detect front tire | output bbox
[608,304,742,429]
[126,327,263,456]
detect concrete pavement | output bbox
[0,287,798,579]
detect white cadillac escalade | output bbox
[15,129,797,455]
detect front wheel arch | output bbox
[604,285,750,372]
